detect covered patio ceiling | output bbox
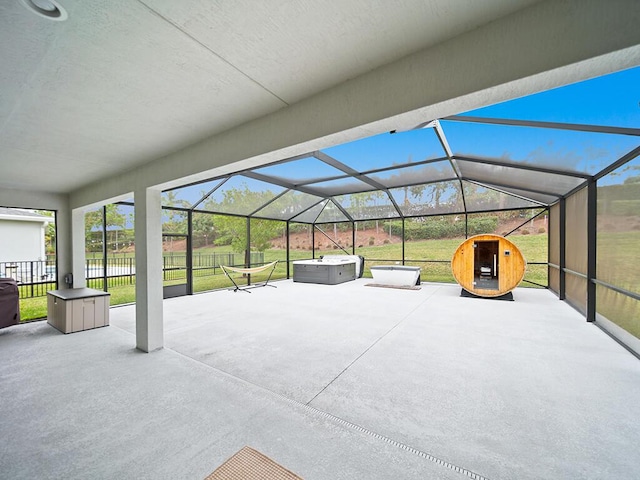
[162,67,640,224]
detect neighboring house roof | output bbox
[0,207,52,224]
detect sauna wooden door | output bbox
[451,234,526,297]
[473,240,499,291]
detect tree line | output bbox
[82,182,542,254]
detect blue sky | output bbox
[455,65,640,185]
[165,66,640,206]
[467,66,640,127]
[319,65,640,183]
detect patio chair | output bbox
[221,261,278,293]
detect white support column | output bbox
[71,208,86,289]
[134,187,163,352]
[52,202,71,289]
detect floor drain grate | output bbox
[280,393,491,480]
[168,346,492,480]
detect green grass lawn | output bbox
[18,232,640,343]
[597,286,640,339]
[19,296,48,321]
[594,230,640,338]
[19,234,551,322]
[596,230,640,293]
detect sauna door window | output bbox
[473,240,499,290]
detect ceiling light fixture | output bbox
[19,0,68,21]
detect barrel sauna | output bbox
[451,234,526,298]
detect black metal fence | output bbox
[1,260,56,298]
[163,251,265,282]
[85,257,137,290]
[3,251,264,299]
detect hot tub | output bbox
[293,258,357,285]
[370,265,421,287]
[321,255,364,278]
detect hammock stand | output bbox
[221,261,278,293]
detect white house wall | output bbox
[0,188,70,289]
[0,220,46,263]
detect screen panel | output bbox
[332,192,399,221]
[163,179,225,209]
[288,223,313,261]
[403,214,464,283]
[565,187,588,276]
[390,180,464,217]
[566,273,587,315]
[321,127,446,172]
[456,159,586,197]
[504,209,549,288]
[463,182,543,212]
[548,202,560,295]
[200,175,286,215]
[304,176,376,197]
[290,200,329,224]
[253,190,324,221]
[162,209,188,235]
[549,266,560,294]
[315,200,350,223]
[367,160,455,188]
[471,182,558,206]
[597,285,640,340]
[548,202,560,265]
[443,120,639,175]
[564,186,588,315]
[253,156,346,185]
[354,220,402,268]
[597,155,640,296]
[461,66,640,128]
[314,223,354,255]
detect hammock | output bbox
[221,261,278,292]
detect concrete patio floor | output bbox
[1,279,640,479]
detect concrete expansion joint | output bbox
[304,286,441,406]
[153,304,489,479]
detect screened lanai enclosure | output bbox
[89,68,640,354]
[158,117,561,290]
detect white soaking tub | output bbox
[370,265,421,287]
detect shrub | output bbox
[467,217,499,236]
[538,227,546,234]
[368,236,375,246]
[390,216,498,240]
[383,239,390,244]
[521,229,530,235]
[610,200,640,216]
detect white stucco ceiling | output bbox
[0,0,542,194]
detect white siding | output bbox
[0,220,46,263]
